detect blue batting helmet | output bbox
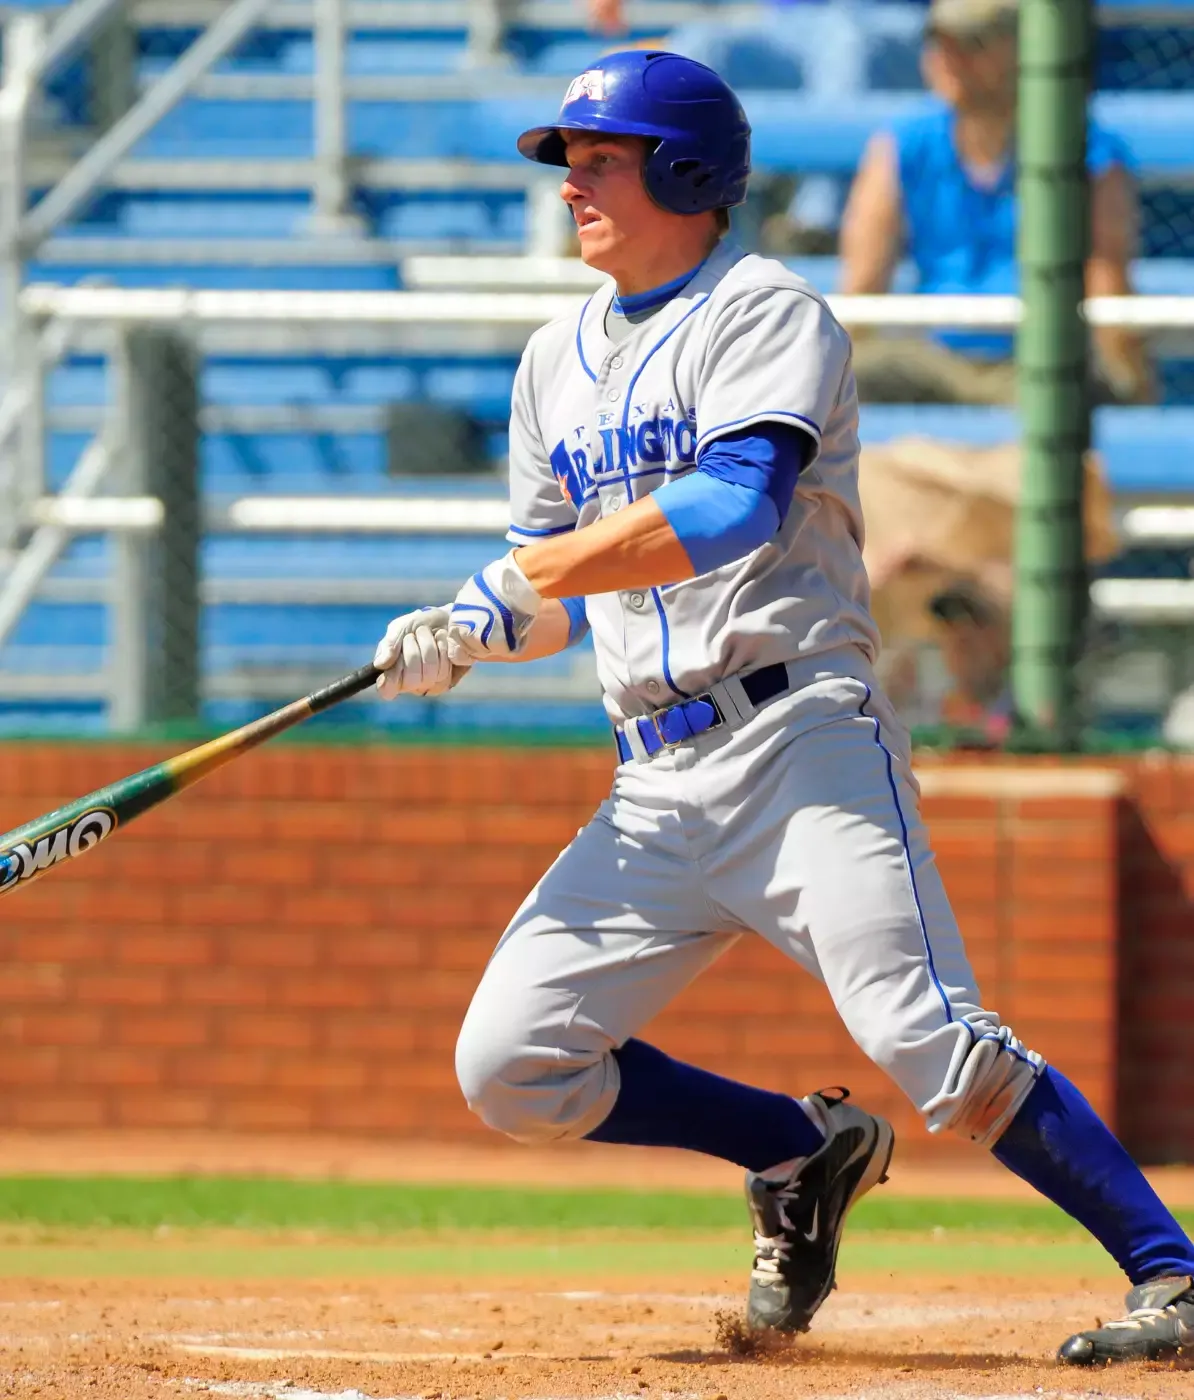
[517,50,752,216]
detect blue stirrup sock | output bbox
[994,1065,1194,1284]
[584,1037,825,1172]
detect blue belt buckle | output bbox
[649,707,679,752]
[616,692,725,762]
[650,693,723,751]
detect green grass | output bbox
[0,1235,1128,1281]
[0,1175,1189,1238]
[0,1177,1160,1281]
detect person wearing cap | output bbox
[840,0,1151,405]
[929,579,1014,742]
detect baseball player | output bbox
[374,51,1194,1365]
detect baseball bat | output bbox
[0,663,380,898]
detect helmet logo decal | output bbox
[563,70,606,105]
[518,52,751,213]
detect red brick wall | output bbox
[0,744,1190,1160]
[1116,756,1194,1162]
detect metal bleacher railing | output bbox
[2,1,1194,743]
[8,277,1194,724]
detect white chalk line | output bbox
[178,1382,1142,1400]
[183,1385,410,1400]
[176,1343,622,1364]
[157,1293,1073,1347]
[181,1386,700,1400]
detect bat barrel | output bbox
[0,786,146,898]
[0,662,380,897]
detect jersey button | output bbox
[608,498,623,512]
[629,591,646,610]
[646,680,661,695]
[607,389,620,402]
[610,356,624,370]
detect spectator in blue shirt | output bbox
[840,0,1150,404]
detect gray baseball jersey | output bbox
[456,237,1042,1163]
[505,238,881,723]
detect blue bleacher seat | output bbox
[339,365,418,402]
[29,533,506,587]
[47,432,92,489]
[0,703,109,738]
[24,249,1194,297]
[134,100,312,159]
[858,405,1194,495]
[112,196,312,241]
[39,402,1194,502]
[202,535,501,579]
[126,91,1194,174]
[518,38,613,78]
[45,363,108,409]
[784,257,1194,297]
[422,364,517,416]
[135,25,470,75]
[200,363,338,404]
[47,419,514,492]
[2,603,105,650]
[375,197,524,244]
[203,434,382,486]
[27,261,402,291]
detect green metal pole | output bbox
[1013,0,1094,748]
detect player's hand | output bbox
[373,606,471,700]
[447,550,542,663]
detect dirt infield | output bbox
[0,1138,1191,1398]
[1,1270,1190,1400]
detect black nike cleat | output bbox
[744,1087,895,1334]
[1057,1275,1194,1366]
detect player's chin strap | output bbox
[615,660,792,763]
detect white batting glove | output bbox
[447,550,542,663]
[373,606,471,700]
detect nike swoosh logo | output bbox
[799,1129,876,1245]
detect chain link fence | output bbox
[831,6,1194,750]
[1077,12,1194,748]
[1099,10,1194,403]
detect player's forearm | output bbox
[478,596,574,661]
[839,132,901,327]
[515,496,695,598]
[1086,254,1153,403]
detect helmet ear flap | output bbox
[643,142,719,214]
[667,158,715,212]
[672,158,715,192]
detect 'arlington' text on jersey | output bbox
[506,240,879,722]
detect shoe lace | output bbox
[752,1182,803,1276]
[1104,1305,1172,1332]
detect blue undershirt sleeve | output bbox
[560,595,589,647]
[653,423,813,576]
